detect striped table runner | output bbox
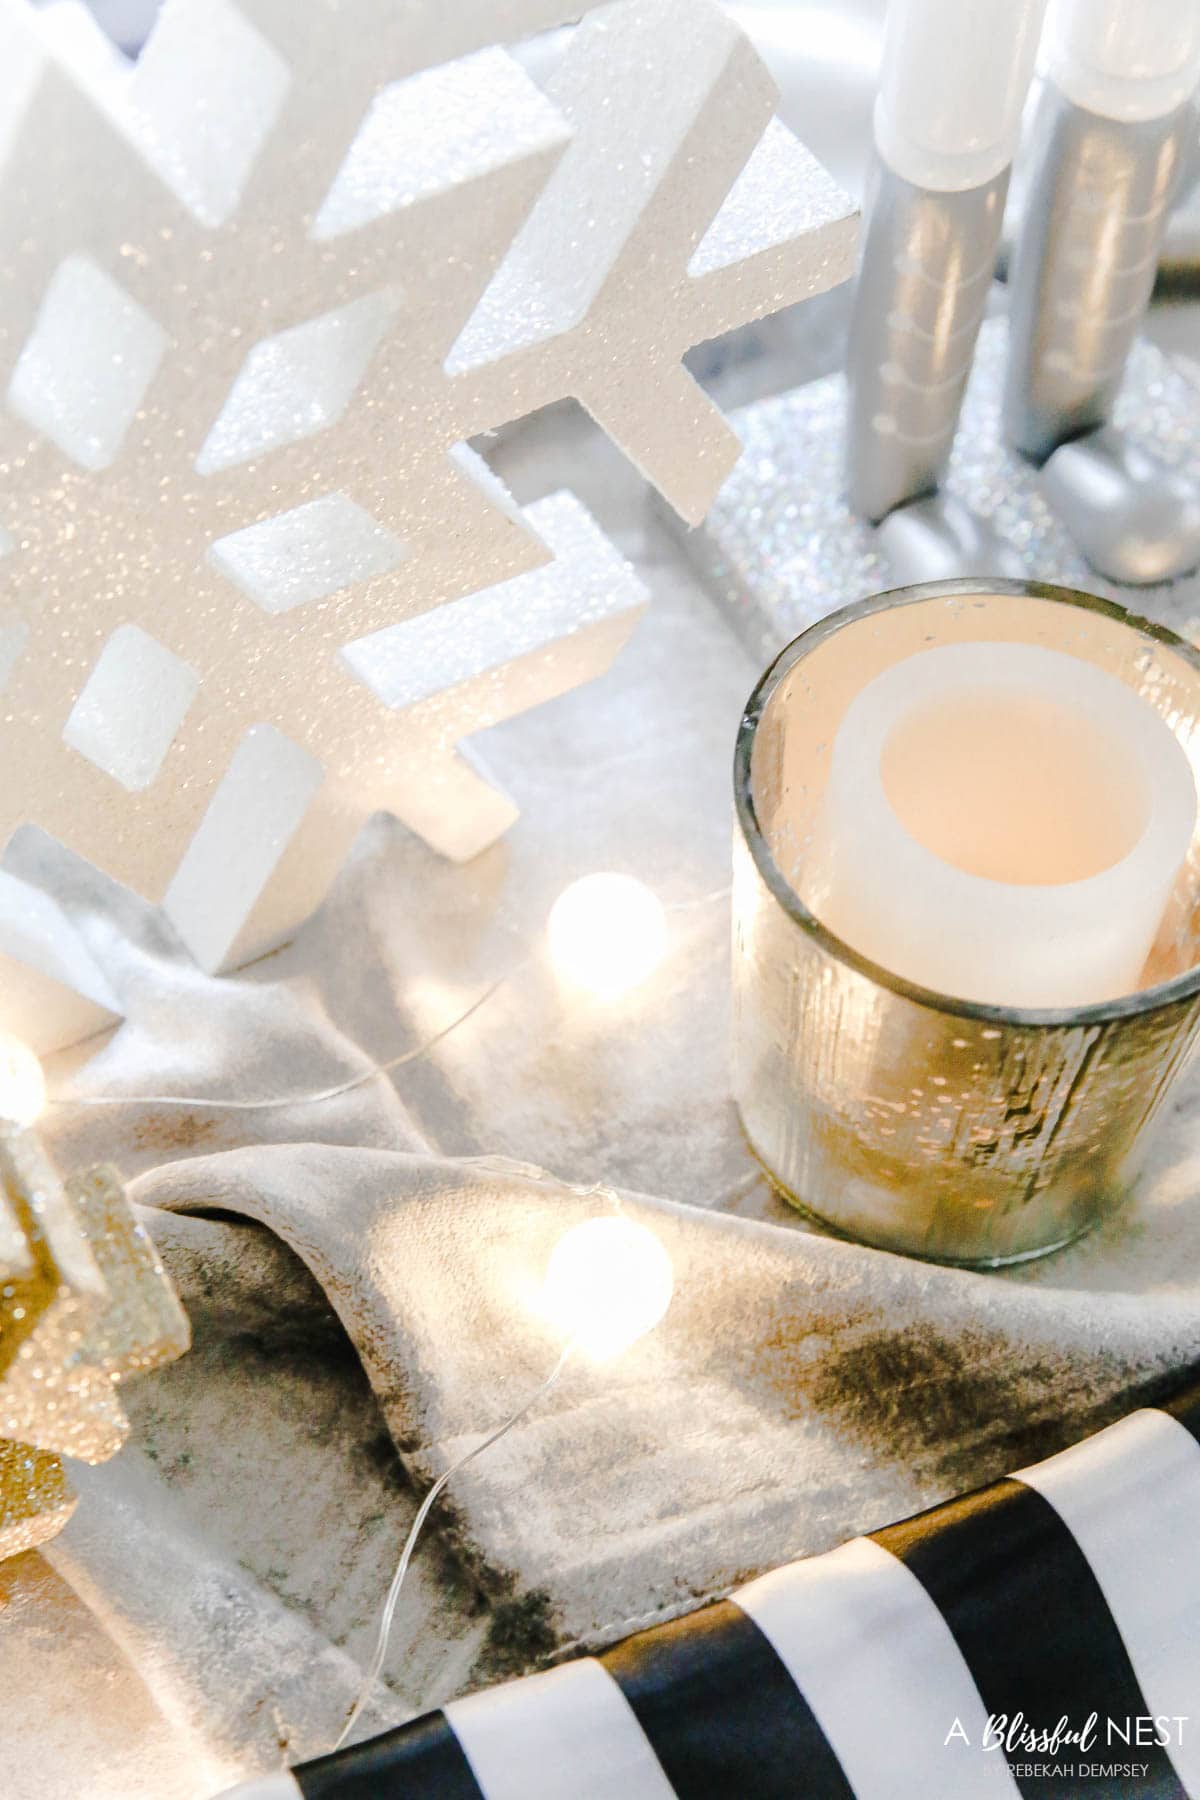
[230,1381,1200,1800]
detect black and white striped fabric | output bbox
[232,1381,1200,1800]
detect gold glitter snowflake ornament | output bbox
[0,0,858,1050]
[0,1037,188,1557]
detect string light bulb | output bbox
[0,1034,45,1130]
[547,873,668,998]
[541,1215,674,1362]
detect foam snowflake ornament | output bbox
[0,0,857,1048]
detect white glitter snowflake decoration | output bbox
[0,0,857,1046]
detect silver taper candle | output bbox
[1004,90,1196,464]
[846,163,1006,523]
[1005,0,1200,464]
[845,0,1046,523]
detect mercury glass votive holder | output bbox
[732,578,1200,1266]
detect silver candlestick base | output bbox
[667,316,1200,665]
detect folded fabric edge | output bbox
[214,1374,1200,1800]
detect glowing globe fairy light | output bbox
[547,873,668,998]
[541,1215,675,1362]
[0,1034,45,1130]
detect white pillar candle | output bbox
[802,641,1197,1007]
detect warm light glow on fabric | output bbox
[547,873,668,998]
[0,1035,45,1129]
[542,1216,674,1361]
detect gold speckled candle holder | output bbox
[733,579,1200,1266]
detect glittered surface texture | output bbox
[68,1164,190,1380]
[0,1130,117,1460]
[670,316,1200,665]
[0,0,856,1041]
[0,1136,188,1465]
[0,1439,75,1559]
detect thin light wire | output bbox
[661,883,733,912]
[47,887,730,1119]
[38,889,722,1750]
[334,1339,576,1752]
[51,962,525,1115]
